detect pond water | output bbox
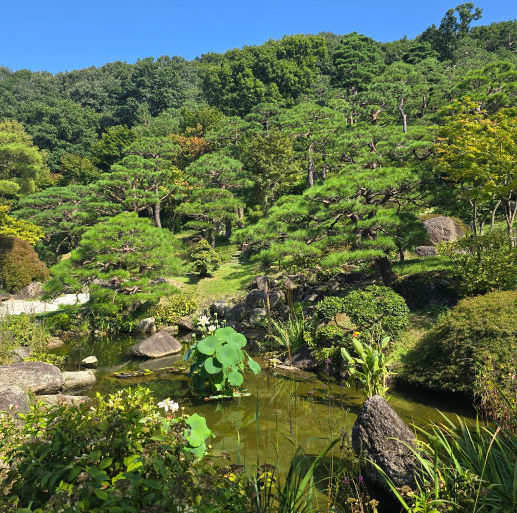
[56,332,475,471]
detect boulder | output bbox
[137,354,182,371]
[352,395,418,491]
[252,275,270,292]
[38,394,92,407]
[134,317,157,334]
[210,300,228,319]
[12,281,44,300]
[335,271,369,284]
[245,290,267,309]
[81,356,98,368]
[177,317,199,333]
[47,337,65,349]
[269,290,285,309]
[161,325,179,335]
[415,246,439,258]
[227,303,247,323]
[0,386,30,414]
[249,308,267,326]
[0,362,64,394]
[131,330,182,358]
[279,344,318,371]
[423,216,464,245]
[13,346,33,361]
[62,370,96,392]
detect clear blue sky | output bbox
[2,0,516,74]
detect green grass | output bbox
[168,261,259,308]
[393,255,450,278]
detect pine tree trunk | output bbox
[398,99,408,134]
[209,229,216,249]
[376,256,397,287]
[154,186,162,228]
[225,219,232,239]
[308,144,315,187]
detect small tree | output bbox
[44,212,182,328]
[188,239,220,277]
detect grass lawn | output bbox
[393,255,451,278]
[168,261,259,308]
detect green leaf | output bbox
[186,413,211,448]
[247,357,261,375]
[197,336,219,355]
[95,489,109,501]
[98,457,112,470]
[228,369,244,387]
[227,331,247,348]
[215,343,239,368]
[204,356,222,374]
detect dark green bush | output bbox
[440,229,517,295]
[402,290,517,397]
[342,285,409,341]
[0,235,49,293]
[44,312,74,334]
[309,325,352,363]
[314,296,347,323]
[149,294,197,326]
[189,239,220,276]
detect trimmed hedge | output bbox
[402,290,517,396]
[0,236,49,293]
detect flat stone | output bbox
[177,317,199,333]
[81,356,98,368]
[47,337,65,349]
[137,354,182,371]
[38,394,92,407]
[352,395,418,491]
[0,386,30,414]
[0,362,64,395]
[280,344,318,371]
[415,246,438,258]
[161,325,179,335]
[62,370,96,392]
[131,330,182,358]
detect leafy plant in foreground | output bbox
[185,326,261,396]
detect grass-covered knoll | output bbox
[401,290,517,397]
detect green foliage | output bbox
[43,312,76,334]
[402,290,517,398]
[342,285,409,342]
[185,326,260,396]
[0,204,44,245]
[342,335,394,398]
[0,387,215,511]
[309,325,352,364]
[440,230,517,295]
[0,235,49,293]
[0,313,49,364]
[268,307,313,358]
[188,239,220,276]
[382,416,517,513]
[89,125,136,171]
[314,296,347,323]
[149,294,197,326]
[57,153,101,185]
[44,213,182,329]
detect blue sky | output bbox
[2,0,516,74]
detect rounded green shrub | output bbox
[0,236,49,293]
[402,290,517,397]
[189,239,220,277]
[314,296,347,323]
[309,325,352,364]
[342,285,409,341]
[150,294,197,326]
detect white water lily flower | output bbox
[208,325,217,333]
[157,398,179,413]
[197,315,210,327]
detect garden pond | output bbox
[54,332,476,471]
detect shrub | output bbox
[309,325,352,364]
[268,307,313,358]
[149,293,197,326]
[188,239,220,276]
[0,235,49,293]
[440,229,517,295]
[342,285,409,342]
[314,296,347,323]
[402,290,517,398]
[0,313,49,364]
[0,388,215,511]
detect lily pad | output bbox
[197,336,219,355]
[204,357,222,374]
[228,369,244,387]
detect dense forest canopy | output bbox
[0,3,516,284]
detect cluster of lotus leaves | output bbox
[195,326,261,388]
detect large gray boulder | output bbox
[252,275,270,292]
[0,385,30,414]
[279,344,318,371]
[133,317,157,334]
[13,281,44,300]
[415,246,438,258]
[38,394,92,407]
[352,395,418,491]
[423,216,464,245]
[245,290,266,309]
[210,300,228,319]
[62,370,96,392]
[81,356,98,368]
[0,362,64,394]
[131,330,182,358]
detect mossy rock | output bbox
[401,290,517,396]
